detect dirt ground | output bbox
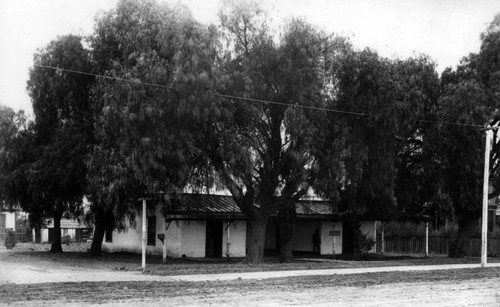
[1,243,500,306]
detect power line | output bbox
[32,63,485,129]
[33,64,176,91]
[211,92,375,117]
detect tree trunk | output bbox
[278,202,296,263]
[90,220,106,256]
[50,211,63,253]
[244,214,268,264]
[449,216,476,258]
[89,208,111,256]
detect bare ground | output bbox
[1,243,500,306]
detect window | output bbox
[147,216,156,246]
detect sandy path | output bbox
[2,260,500,284]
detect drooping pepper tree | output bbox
[87,0,218,255]
[26,34,94,252]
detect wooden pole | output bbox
[425,222,429,257]
[163,217,167,264]
[481,130,492,267]
[142,198,147,270]
[381,223,385,254]
[331,223,335,256]
[225,221,231,261]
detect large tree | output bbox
[0,105,29,212]
[421,14,500,257]
[87,0,217,255]
[330,50,443,254]
[25,34,94,252]
[199,2,350,263]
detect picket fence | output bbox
[383,236,500,257]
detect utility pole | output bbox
[141,198,147,270]
[425,222,429,257]
[481,128,493,267]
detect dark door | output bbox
[205,220,223,258]
[48,228,55,243]
[342,221,355,255]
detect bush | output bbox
[358,232,375,255]
[62,235,72,245]
[4,230,16,249]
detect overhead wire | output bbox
[32,63,485,129]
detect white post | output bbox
[381,223,385,254]
[481,130,492,267]
[331,223,335,256]
[142,198,147,270]
[226,222,231,260]
[163,218,167,264]
[425,222,429,257]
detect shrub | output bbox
[358,232,375,255]
[62,235,72,245]
[4,230,16,249]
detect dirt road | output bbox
[1,246,500,306]
[113,279,500,307]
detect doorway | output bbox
[205,220,223,258]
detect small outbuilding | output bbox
[42,219,93,243]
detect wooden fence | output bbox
[0,228,33,243]
[383,236,500,257]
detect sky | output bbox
[1,0,499,115]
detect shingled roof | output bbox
[168,194,336,218]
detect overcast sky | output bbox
[1,0,499,115]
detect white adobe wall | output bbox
[40,228,77,243]
[102,203,247,258]
[320,221,343,255]
[178,220,206,257]
[41,229,48,243]
[102,216,143,254]
[360,220,378,253]
[102,204,163,255]
[222,220,246,257]
[2,212,16,230]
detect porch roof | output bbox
[167,194,337,218]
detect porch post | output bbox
[225,221,231,261]
[331,223,335,256]
[381,223,385,254]
[425,222,429,257]
[163,217,167,264]
[142,198,147,270]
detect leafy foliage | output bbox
[199,2,353,262]
[22,34,95,252]
[89,0,217,211]
[4,229,16,249]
